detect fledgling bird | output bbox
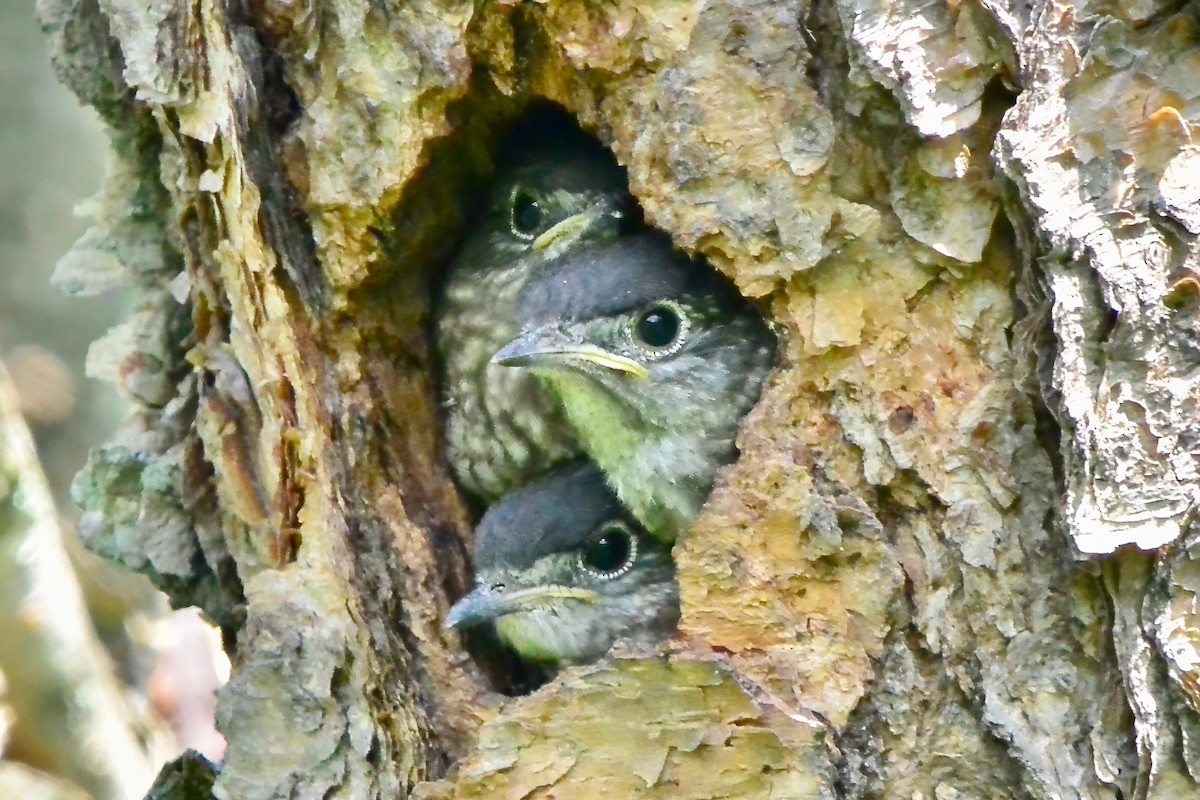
[492,231,776,540]
[436,131,631,504]
[445,463,679,665]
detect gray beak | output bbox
[445,583,601,630]
[491,328,650,379]
[445,584,503,630]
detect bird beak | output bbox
[491,328,650,379]
[445,583,602,629]
[530,197,625,254]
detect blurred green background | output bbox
[1,0,120,494]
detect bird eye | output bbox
[510,189,544,238]
[578,522,637,578]
[633,303,686,352]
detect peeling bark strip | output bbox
[995,7,1200,793]
[36,0,1200,798]
[998,6,1200,555]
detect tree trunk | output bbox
[38,0,1200,797]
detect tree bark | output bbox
[37,0,1200,798]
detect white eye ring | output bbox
[578,521,639,579]
[509,187,544,240]
[628,300,690,359]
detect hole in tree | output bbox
[420,101,779,695]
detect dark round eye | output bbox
[636,305,681,348]
[579,522,637,577]
[511,190,544,236]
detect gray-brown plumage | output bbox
[436,129,630,503]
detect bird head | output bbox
[445,463,678,665]
[490,232,776,440]
[461,135,632,270]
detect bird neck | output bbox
[536,369,649,461]
[536,369,732,539]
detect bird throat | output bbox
[535,369,701,538]
[537,370,646,464]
